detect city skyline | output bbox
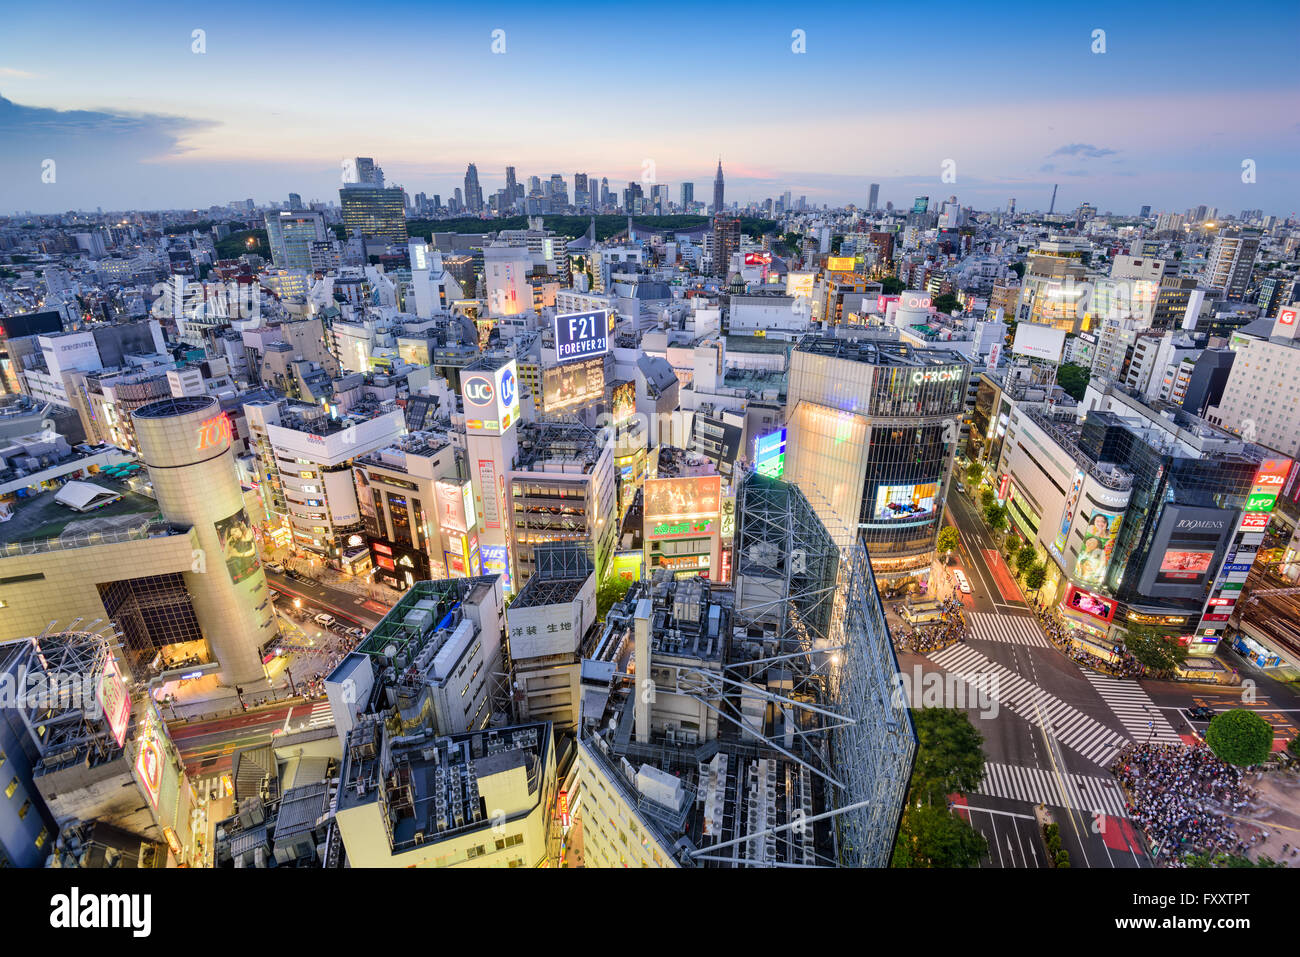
[1,0,1298,214]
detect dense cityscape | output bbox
[0,3,1298,937]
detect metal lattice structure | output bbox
[4,619,123,761]
[728,472,915,867]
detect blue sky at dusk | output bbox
[1,0,1298,214]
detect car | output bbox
[952,569,972,594]
[956,482,967,494]
[313,613,336,628]
[347,627,366,640]
[264,561,284,574]
[1185,706,1216,721]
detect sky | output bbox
[2,0,1298,216]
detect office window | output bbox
[35,827,48,848]
[17,800,30,819]
[4,777,16,799]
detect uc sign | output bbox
[464,375,494,407]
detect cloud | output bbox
[1049,143,1119,159]
[0,94,217,210]
[0,68,37,78]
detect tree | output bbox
[936,525,960,562]
[1287,735,1300,761]
[892,802,988,868]
[1057,362,1092,401]
[1123,624,1189,675]
[980,487,996,510]
[1015,544,1038,576]
[931,293,960,315]
[1205,709,1274,767]
[1024,564,1047,594]
[965,461,983,486]
[909,708,987,804]
[983,502,1007,534]
[595,575,633,622]
[880,275,905,295]
[1181,850,1284,868]
[1008,261,1025,280]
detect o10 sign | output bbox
[554,310,609,364]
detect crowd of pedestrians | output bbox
[1034,606,1145,677]
[1111,743,1260,864]
[893,598,968,654]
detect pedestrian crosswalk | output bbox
[1080,670,1182,746]
[305,700,334,729]
[929,643,1130,767]
[189,772,230,800]
[976,761,1128,818]
[967,612,1052,648]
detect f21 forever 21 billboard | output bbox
[1137,504,1236,599]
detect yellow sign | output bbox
[826,256,855,272]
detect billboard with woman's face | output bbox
[1073,510,1120,586]
[214,507,260,584]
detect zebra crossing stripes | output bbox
[306,701,334,729]
[966,612,1052,648]
[977,762,1128,818]
[928,643,1130,767]
[1080,671,1182,746]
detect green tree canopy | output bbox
[595,575,633,622]
[1123,624,1189,674]
[983,502,1007,533]
[980,487,996,510]
[965,461,983,485]
[1015,544,1038,575]
[931,292,960,315]
[909,707,987,804]
[880,275,905,295]
[1024,564,1047,593]
[892,802,988,868]
[1057,362,1092,401]
[936,525,960,556]
[1205,709,1274,767]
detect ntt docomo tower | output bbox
[133,396,276,683]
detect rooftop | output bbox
[0,470,177,551]
[795,334,968,368]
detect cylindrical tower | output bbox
[133,396,273,684]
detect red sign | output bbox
[1240,513,1270,531]
[1279,307,1297,326]
[997,474,1011,501]
[1207,597,1235,607]
[1201,613,1230,623]
[195,413,233,451]
[558,790,570,828]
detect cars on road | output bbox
[952,569,972,594]
[1184,706,1216,721]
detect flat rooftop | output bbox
[0,474,164,549]
[796,334,968,368]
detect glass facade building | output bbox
[785,336,970,586]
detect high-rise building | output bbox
[505,166,517,210]
[264,209,327,270]
[287,192,302,209]
[712,159,725,214]
[711,215,740,278]
[680,181,694,210]
[784,337,970,588]
[868,183,879,210]
[1203,230,1261,300]
[339,185,408,245]
[1139,204,1152,218]
[464,163,484,214]
[343,157,384,187]
[599,177,610,209]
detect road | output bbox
[945,487,1026,614]
[264,569,390,630]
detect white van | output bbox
[313,613,337,628]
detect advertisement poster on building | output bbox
[1073,510,1120,585]
[214,507,260,584]
[1054,471,1084,552]
[643,476,722,523]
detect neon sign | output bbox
[196,413,233,451]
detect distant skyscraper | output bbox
[1007,198,1016,216]
[712,159,725,214]
[600,178,610,208]
[464,164,484,214]
[343,157,384,187]
[1140,205,1152,218]
[680,182,694,210]
[339,184,408,244]
[505,166,518,211]
[288,192,303,210]
[264,209,327,269]
[1204,230,1261,300]
[549,173,569,209]
[868,184,879,211]
[712,215,740,278]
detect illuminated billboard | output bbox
[463,360,520,435]
[745,252,773,266]
[98,654,132,749]
[1063,584,1116,623]
[1073,509,1121,585]
[873,483,938,522]
[754,428,786,478]
[543,355,605,412]
[1054,471,1084,552]
[1157,550,1214,583]
[135,710,165,809]
[480,543,511,592]
[214,507,260,584]
[554,310,609,365]
[611,380,635,424]
[826,256,855,272]
[436,479,475,534]
[644,476,722,524]
[1011,322,1067,363]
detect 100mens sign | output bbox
[554,310,609,363]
